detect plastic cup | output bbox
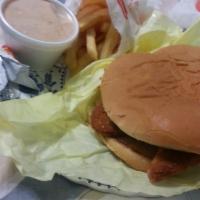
[0,0,79,72]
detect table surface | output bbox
[2,176,200,200]
[2,176,87,200]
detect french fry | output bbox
[77,47,86,59]
[96,33,105,43]
[76,33,86,48]
[99,22,110,33]
[65,0,121,75]
[97,41,104,56]
[79,8,109,32]
[77,5,102,20]
[64,40,79,73]
[100,25,120,59]
[77,51,93,72]
[80,0,107,9]
[86,28,98,60]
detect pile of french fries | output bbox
[64,0,120,75]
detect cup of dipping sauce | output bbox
[0,0,79,72]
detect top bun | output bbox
[101,45,200,154]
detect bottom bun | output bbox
[97,133,157,172]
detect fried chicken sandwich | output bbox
[90,45,200,183]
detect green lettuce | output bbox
[0,12,200,197]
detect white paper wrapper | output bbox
[0,157,23,199]
[147,0,200,29]
[0,32,24,200]
[0,47,38,90]
[106,0,140,54]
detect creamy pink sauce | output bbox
[4,0,73,42]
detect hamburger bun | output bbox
[98,133,157,172]
[101,45,200,155]
[90,103,157,172]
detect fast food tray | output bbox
[1,0,200,199]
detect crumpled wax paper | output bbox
[147,0,200,29]
[0,157,23,199]
[134,10,200,53]
[134,11,182,52]
[1,7,200,199]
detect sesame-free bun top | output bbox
[101,45,200,155]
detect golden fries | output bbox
[99,22,110,33]
[100,25,120,59]
[64,40,78,73]
[80,0,107,9]
[79,8,109,32]
[64,0,121,76]
[77,5,102,20]
[97,41,104,56]
[77,51,93,72]
[86,28,98,60]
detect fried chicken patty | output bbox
[90,103,200,182]
[91,103,158,158]
[90,103,120,137]
[148,149,200,182]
